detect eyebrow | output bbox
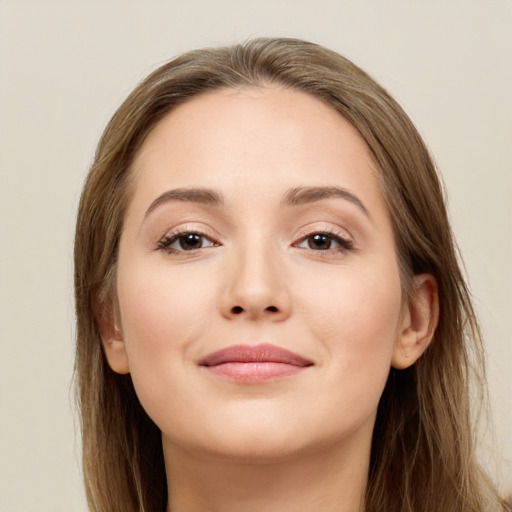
[281,186,369,216]
[144,185,369,219]
[144,188,224,218]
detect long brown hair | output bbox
[74,38,509,511]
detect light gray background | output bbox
[1,1,510,510]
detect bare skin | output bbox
[99,86,438,512]
[164,426,371,512]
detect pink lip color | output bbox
[199,343,313,383]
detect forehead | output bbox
[127,85,386,217]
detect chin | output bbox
[192,429,314,464]
[163,406,373,465]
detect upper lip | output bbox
[199,343,313,367]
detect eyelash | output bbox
[294,229,354,255]
[156,228,354,255]
[157,227,220,254]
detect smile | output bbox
[198,343,314,383]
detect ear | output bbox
[93,296,130,375]
[392,273,439,370]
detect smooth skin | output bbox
[99,86,438,512]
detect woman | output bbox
[74,38,510,511]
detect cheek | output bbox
[297,261,403,409]
[116,261,217,404]
[302,261,402,344]
[120,273,212,345]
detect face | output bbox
[111,86,409,461]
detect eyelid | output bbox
[294,223,352,243]
[156,223,222,251]
[155,222,355,255]
[293,225,355,254]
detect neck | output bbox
[163,435,370,512]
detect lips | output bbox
[199,344,313,383]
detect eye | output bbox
[158,231,218,253]
[295,231,353,253]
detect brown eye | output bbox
[296,231,353,252]
[177,233,204,250]
[307,234,333,250]
[158,231,217,253]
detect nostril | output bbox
[232,306,243,314]
[267,306,278,312]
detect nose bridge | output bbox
[221,230,291,320]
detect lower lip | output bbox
[203,362,309,383]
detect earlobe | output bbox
[392,274,439,370]
[93,296,130,375]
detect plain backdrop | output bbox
[1,1,511,510]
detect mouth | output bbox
[198,343,313,383]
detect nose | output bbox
[219,243,292,322]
